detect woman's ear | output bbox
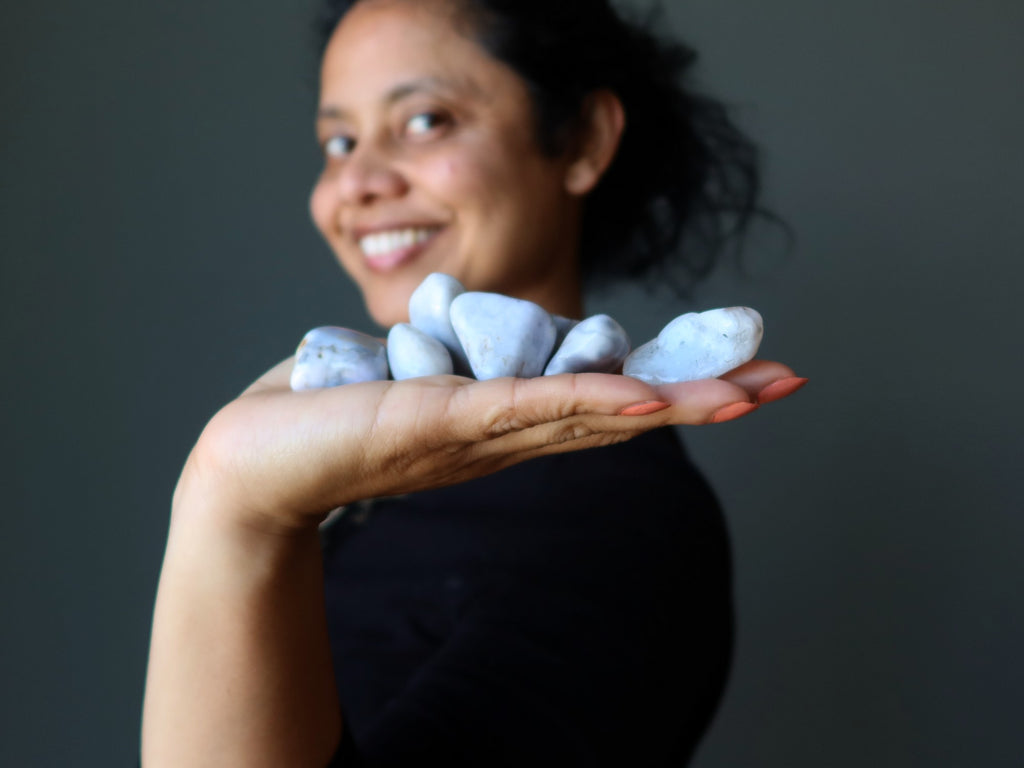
[564,89,626,196]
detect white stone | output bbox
[408,272,471,375]
[449,292,557,380]
[544,314,631,375]
[290,326,389,391]
[622,307,763,384]
[387,323,454,380]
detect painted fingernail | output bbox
[756,377,809,404]
[619,400,670,416]
[709,401,759,424]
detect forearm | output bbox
[141,487,341,768]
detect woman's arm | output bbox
[141,479,341,768]
[140,357,798,766]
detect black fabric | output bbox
[321,428,733,766]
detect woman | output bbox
[141,0,805,765]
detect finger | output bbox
[242,357,296,395]
[717,359,806,403]
[442,373,761,476]
[640,378,756,428]
[440,372,759,461]
[439,373,664,443]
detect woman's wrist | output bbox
[171,442,337,539]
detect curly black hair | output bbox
[314,0,772,293]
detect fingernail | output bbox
[709,401,759,424]
[619,400,670,416]
[757,377,809,404]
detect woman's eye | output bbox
[405,112,447,137]
[323,135,354,159]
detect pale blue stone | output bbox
[387,323,454,380]
[544,314,631,375]
[408,272,471,375]
[623,307,763,384]
[290,326,389,391]
[449,292,557,380]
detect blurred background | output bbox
[2,0,1021,765]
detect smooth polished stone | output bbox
[387,323,454,380]
[449,292,557,380]
[623,307,763,384]
[544,314,631,375]
[408,272,471,374]
[290,326,389,391]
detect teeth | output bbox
[359,228,436,258]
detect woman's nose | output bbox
[335,142,408,205]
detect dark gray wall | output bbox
[2,1,1021,765]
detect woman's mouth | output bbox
[359,227,441,272]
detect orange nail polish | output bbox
[757,377,809,404]
[709,401,759,424]
[619,400,670,416]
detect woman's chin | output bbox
[361,269,447,329]
[365,296,410,331]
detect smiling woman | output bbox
[310,0,600,325]
[139,1,804,766]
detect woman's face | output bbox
[310,0,584,327]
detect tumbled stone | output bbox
[387,323,454,380]
[623,307,763,384]
[544,314,631,375]
[290,326,389,391]
[449,292,557,380]
[408,272,471,374]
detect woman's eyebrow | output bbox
[317,75,484,120]
[385,75,482,103]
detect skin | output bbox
[309,0,620,326]
[140,1,802,765]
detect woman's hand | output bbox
[178,356,803,532]
[145,355,803,767]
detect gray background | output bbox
[2,0,1021,765]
